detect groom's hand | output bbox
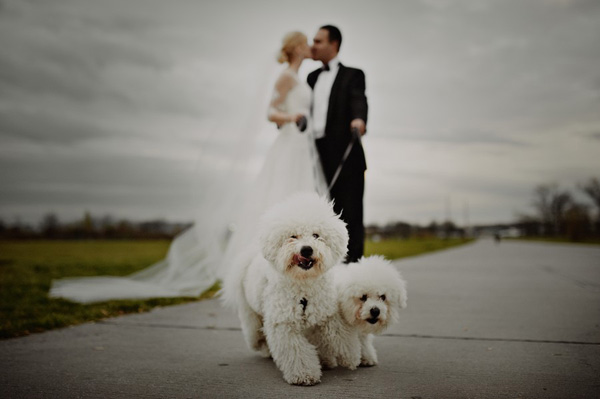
[350,119,366,136]
[296,115,307,132]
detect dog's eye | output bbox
[380,294,386,301]
[312,233,319,239]
[360,294,368,302]
[290,235,298,239]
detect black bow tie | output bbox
[322,63,330,71]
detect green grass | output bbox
[0,240,219,339]
[365,237,474,260]
[0,237,472,339]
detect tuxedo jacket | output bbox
[308,63,368,183]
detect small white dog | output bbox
[222,192,348,385]
[316,256,407,368]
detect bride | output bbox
[50,31,328,303]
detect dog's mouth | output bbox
[366,317,379,325]
[293,254,314,270]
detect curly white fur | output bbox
[221,192,349,385]
[315,256,407,368]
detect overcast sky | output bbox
[1,0,599,227]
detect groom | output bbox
[308,25,368,263]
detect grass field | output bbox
[365,237,473,259]
[0,237,472,339]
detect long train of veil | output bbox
[49,61,297,304]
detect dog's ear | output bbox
[257,200,289,264]
[392,277,408,310]
[364,256,407,310]
[323,214,349,265]
[397,286,408,310]
[337,283,360,325]
[260,228,281,264]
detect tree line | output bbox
[515,177,600,241]
[2,177,598,242]
[367,177,600,242]
[0,212,191,240]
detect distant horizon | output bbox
[3,174,598,228]
[0,212,537,230]
[3,198,593,230]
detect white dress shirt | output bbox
[312,57,340,139]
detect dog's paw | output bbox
[336,346,361,370]
[286,372,321,386]
[256,341,271,358]
[360,339,378,367]
[320,356,337,370]
[284,362,322,386]
[332,341,361,370]
[359,356,378,367]
[338,355,360,370]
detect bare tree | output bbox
[580,177,600,208]
[564,202,591,241]
[531,183,573,236]
[40,213,60,238]
[532,184,552,228]
[580,177,600,233]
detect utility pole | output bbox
[463,200,470,237]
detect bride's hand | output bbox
[276,114,303,129]
[290,113,305,124]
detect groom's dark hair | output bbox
[320,25,342,52]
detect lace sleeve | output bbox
[267,70,299,126]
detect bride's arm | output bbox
[268,71,304,126]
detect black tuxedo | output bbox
[308,63,368,262]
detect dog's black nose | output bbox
[370,307,380,318]
[300,246,313,258]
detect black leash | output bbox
[327,127,361,191]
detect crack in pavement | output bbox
[381,333,600,346]
[99,320,241,331]
[99,320,600,346]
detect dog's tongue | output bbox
[293,254,309,264]
[293,254,313,269]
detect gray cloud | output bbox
[0,149,199,224]
[0,3,171,99]
[0,0,229,124]
[587,132,600,140]
[0,107,116,144]
[378,128,530,147]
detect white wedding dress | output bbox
[49,71,327,304]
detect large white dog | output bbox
[222,192,349,385]
[316,256,407,368]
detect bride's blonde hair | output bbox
[277,31,307,64]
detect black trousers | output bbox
[329,166,365,263]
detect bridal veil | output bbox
[49,61,325,303]
[50,62,272,302]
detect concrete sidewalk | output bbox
[2,239,599,398]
